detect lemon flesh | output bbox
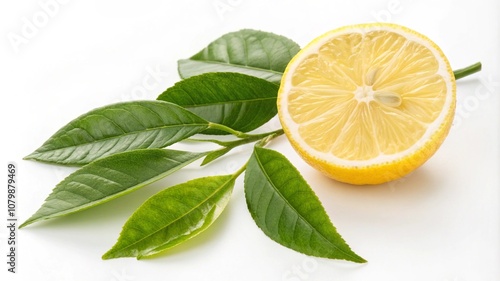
[278,23,456,185]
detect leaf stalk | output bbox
[453,62,482,80]
[207,123,251,138]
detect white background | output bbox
[1,0,499,280]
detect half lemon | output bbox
[278,23,456,185]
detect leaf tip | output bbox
[19,216,37,228]
[101,249,119,260]
[18,221,29,229]
[102,244,137,260]
[101,240,131,260]
[23,152,36,161]
[101,253,112,260]
[23,151,48,163]
[336,247,367,263]
[200,158,210,166]
[350,254,367,264]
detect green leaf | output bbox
[25,101,209,165]
[201,147,231,166]
[244,147,366,263]
[20,149,206,228]
[158,72,279,135]
[102,175,235,259]
[178,29,300,84]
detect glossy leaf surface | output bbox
[178,29,300,84]
[244,147,366,263]
[102,174,235,259]
[20,149,206,228]
[158,72,278,134]
[25,101,209,165]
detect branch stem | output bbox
[207,123,251,138]
[453,62,482,80]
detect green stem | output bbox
[219,129,284,147]
[200,129,284,166]
[207,123,251,138]
[256,130,284,147]
[231,129,284,179]
[191,129,284,147]
[232,162,247,179]
[453,62,482,80]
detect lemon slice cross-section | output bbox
[278,23,456,185]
